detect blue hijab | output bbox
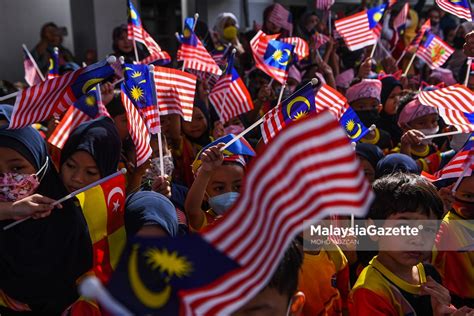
[375,153,420,179]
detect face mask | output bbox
[224,124,244,135]
[452,197,474,219]
[208,191,239,215]
[223,26,238,41]
[450,133,471,152]
[355,109,380,127]
[0,157,48,202]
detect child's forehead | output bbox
[210,164,244,181]
[409,113,438,124]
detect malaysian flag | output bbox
[393,3,410,44]
[267,3,293,35]
[314,32,330,49]
[416,31,454,69]
[177,17,222,76]
[315,84,370,142]
[120,87,152,167]
[261,83,316,143]
[315,0,335,10]
[408,20,431,51]
[335,4,386,51]
[209,52,254,123]
[139,29,171,65]
[418,84,474,132]
[250,30,294,84]
[22,45,43,86]
[47,47,59,79]
[49,85,110,149]
[105,110,373,315]
[9,58,118,129]
[154,66,197,121]
[281,37,309,61]
[436,0,472,21]
[127,0,144,43]
[425,135,474,182]
[122,64,160,134]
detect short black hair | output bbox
[369,172,444,220]
[267,239,303,300]
[40,22,58,38]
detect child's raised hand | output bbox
[421,276,452,316]
[152,175,172,198]
[401,129,425,146]
[10,194,61,220]
[200,144,225,172]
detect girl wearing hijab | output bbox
[0,105,92,314]
[212,13,245,55]
[377,76,403,145]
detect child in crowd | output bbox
[350,173,454,315]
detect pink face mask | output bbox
[0,158,48,202]
[224,124,245,135]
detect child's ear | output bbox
[376,103,383,113]
[367,218,379,242]
[289,291,305,315]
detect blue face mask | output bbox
[208,191,240,215]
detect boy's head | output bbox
[206,159,245,197]
[369,173,443,266]
[452,174,474,219]
[232,239,305,316]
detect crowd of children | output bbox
[0,1,473,315]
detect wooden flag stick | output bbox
[396,50,406,66]
[369,43,377,59]
[221,78,319,151]
[402,53,417,77]
[464,58,472,86]
[132,37,140,63]
[422,130,464,140]
[22,44,45,82]
[157,131,165,176]
[276,82,286,105]
[3,169,127,231]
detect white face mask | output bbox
[450,133,471,152]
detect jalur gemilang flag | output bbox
[435,0,473,21]
[97,110,373,315]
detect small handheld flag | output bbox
[47,47,59,79]
[416,31,454,69]
[435,0,473,21]
[22,45,44,86]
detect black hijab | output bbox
[61,117,122,177]
[378,76,403,144]
[0,105,92,314]
[184,99,212,147]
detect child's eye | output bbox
[213,186,224,193]
[11,165,28,173]
[87,171,99,177]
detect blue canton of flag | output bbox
[74,86,100,118]
[107,235,241,315]
[340,107,369,142]
[281,83,316,123]
[180,17,198,46]
[70,60,116,100]
[367,3,387,29]
[263,40,294,72]
[48,47,59,79]
[128,0,142,28]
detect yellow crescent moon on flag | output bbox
[81,78,103,94]
[286,96,310,118]
[348,123,363,139]
[128,244,172,308]
[130,9,137,20]
[278,49,292,66]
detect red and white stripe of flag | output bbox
[9,70,78,129]
[24,56,43,87]
[419,84,474,113]
[335,10,376,51]
[181,111,373,314]
[128,24,145,43]
[260,103,285,143]
[315,84,349,119]
[435,0,473,21]
[139,29,170,65]
[314,33,330,49]
[153,66,197,122]
[393,3,409,33]
[416,36,454,69]
[250,30,288,84]
[208,72,254,123]
[281,37,309,60]
[432,149,474,181]
[177,40,222,76]
[315,0,335,10]
[121,91,152,167]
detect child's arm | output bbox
[184,144,224,230]
[0,194,60,221]
[400,129,425,157]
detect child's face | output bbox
[453,175,474,219]
[384,86,402,115]
[358,156,376,184]
[182,107,208,139]
[405,113,439,131]
[206,164,244,197]
[60,151,101,193]
[376,211,439,267]
[0,147,36,175]
[350,97,381,112]
[112,113,129,141]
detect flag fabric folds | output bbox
[177,17,222,76]
[315,0,335,10]
[9,59,118,129]
[267,3,293,35]
[416,31,454,69]
[208,53,254,123]
[23,46,42,86]
[153,66,197,122]
[127,0,144,43]
[435,0,472,21]
[418,85,474,132]
[281,37,309,60]
[393,3,409,43]
[250,30,294,84]
[106,110,373,315]
[122,64,160,134]
[49,85,110,149]
[47,47,59,79]
[260,83,316,143]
